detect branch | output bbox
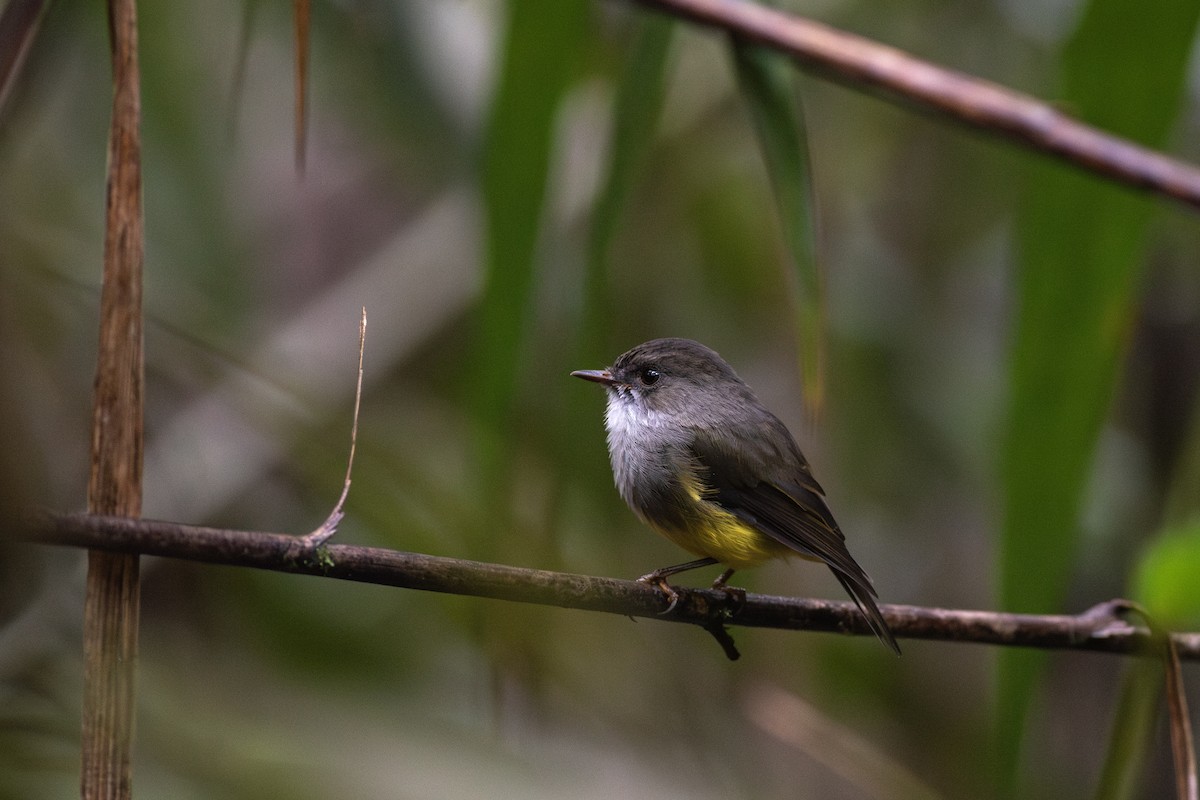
[22,512,1200,660]
[630,0,1200,210]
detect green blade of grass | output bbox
[579,14,674,352]
[997,0,1200,791]
[566,14,673,491]
[1094,658,1163,800]
[1133,519,1200,629]
[473,0,588,521]
[729,20,823,414]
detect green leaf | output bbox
[1132,519,1200,628]
[996,0,1200,790]
[564,15,673,493]
[472,0,588,525]
[729,22,824,414]
[579,14,674,352]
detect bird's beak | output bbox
[571,369,616,385]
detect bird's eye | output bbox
[638,367,661,386]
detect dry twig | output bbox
[301,307,366,547]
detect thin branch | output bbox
[630,0,1200,210]
[23,512,1200,660]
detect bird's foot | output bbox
[637,569,683,615]
[710,568,746,615]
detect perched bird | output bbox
[572,337,899,654]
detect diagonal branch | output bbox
[23,512,1200,660]
[629,0,1200,210]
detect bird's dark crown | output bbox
[609,338,741,387]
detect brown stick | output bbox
[82,1,144,797]
[630,0,1200,209]
[293,0,309,174]
[27,513,1200,660]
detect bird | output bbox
[572,337,899,654]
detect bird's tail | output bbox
[833,572,901,656]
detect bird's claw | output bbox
[713,583,747,616]
[637,571,682,615]
[708,568,746,615]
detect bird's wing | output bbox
[687,422,868,583]
[689,421,901,655]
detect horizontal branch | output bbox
[19,511,1200,660]
[631,0,1200,210]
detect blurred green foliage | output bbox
[1,0,1199,798]
[998,0,1200,792]
[730,30,824,413]
[1135,520,1200,628]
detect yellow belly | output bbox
[647,506,793,570]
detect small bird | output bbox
[572,337,899,654]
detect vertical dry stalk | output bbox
[293,0,309,174]
[82,0,144,797]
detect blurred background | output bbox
[2,0,1200,797]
